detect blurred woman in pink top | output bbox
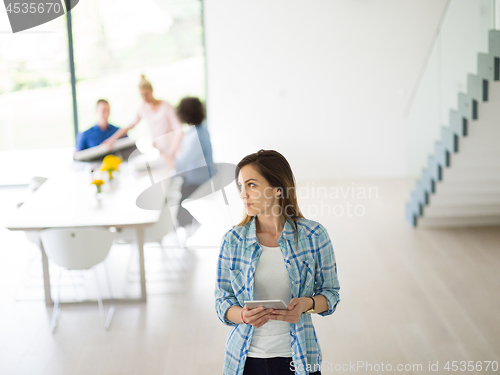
[104,74,183,163]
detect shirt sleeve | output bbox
[75,132,86,151]
[110,125,127,139]
[313,225,341,317]
[214,231,240,326]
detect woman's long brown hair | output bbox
[235,150,305,239]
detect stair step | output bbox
[458,93,477,120]
[441,126,458,153]
[478,53,495,81]
[420,168,434,193]
[408,190,422,218]
[415,179,429,206]
[434,140,449,168]
[427,155,442,182]
[467,74,488,102]
[449,110,467,136]
[405,202,417,226]
[489,30,500,58]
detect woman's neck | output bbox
[148,98,161,107]
[256,214,285,237]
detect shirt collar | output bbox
[245,216,297,245]
[94,123,110,132]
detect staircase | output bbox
[406,30,500,228]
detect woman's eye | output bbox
[248,183,255,187]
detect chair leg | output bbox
[50,269,63,333]
[92,268,113,330]
[93,268,106,327]
[123,247,144,286]
[92,267,114,330]
[102,262,115,330]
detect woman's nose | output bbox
[239,187,247,199]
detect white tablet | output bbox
[244,299,288,310]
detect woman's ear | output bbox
[276,188,282,198]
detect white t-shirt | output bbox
[247,245,293,358]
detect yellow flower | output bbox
[100,154,122,172]
[91,179,105,193]
[91,179,105,186]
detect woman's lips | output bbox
[244,203,253,208]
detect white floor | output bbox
[0,179,499,375]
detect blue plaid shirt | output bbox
[215,217,340,375]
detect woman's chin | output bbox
[244,207,258,216]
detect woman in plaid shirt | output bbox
[215,150,341,375]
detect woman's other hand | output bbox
[268,297,312,324]
[241,306,274,328]
[102,138,115,150]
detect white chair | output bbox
[15,230,86,302]
[40,228,116,332]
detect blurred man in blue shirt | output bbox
[76,99,127,151]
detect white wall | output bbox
[204,0,448,181]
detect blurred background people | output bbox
[75,99,127,151]
[173,97,213,230]
[104,74,183,164]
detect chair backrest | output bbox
[40,228,115,270]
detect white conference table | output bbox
[5,160,171,306]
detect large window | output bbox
[0,17,74,150]
[0,0,205,184]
